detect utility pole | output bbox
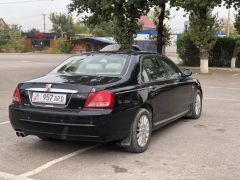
[227,8,231,37]
[42,14,46,32]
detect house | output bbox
[139,16,156,30]
[0,18,6,30]
[22,32,74,52]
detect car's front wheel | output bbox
[124,108,152,153]
[189,89,202,119]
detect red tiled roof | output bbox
[139,16,156,29]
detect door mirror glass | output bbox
[183,69,192,77]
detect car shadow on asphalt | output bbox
[19,118,193,155]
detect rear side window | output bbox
[50,54,128,76]
[142,57,166,82]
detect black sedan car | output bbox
[9,52,202,153]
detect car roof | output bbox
[80,51,159,56]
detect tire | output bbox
[38,136,57,141]
[188,89,202,119]
[124,108,152,153]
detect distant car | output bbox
[9,52,202,153]
[100,44,142,52]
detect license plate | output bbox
[32,92,67,105]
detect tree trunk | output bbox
[200,49,209,74]
[157,3,166,55]
[231,44,239,69]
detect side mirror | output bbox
[182,69,192,77]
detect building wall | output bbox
[24,38,33,52]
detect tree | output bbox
[0,26,9,50]
[149,6,171,54]
[171,0,222,73]
[73,21,90,34]
[68,0,150,50]
[148,0,170,54]
[225,0,240,68]
[0,24,24,52]
[88,21,115,37]
[49,13,75,34]
[234,10,240,34]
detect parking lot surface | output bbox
[0,54,240,180]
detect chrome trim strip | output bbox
[154,110,189,126]
[26,88,78,94]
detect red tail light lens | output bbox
[12,87,21,104]
[84,90,114,109]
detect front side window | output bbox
[159,57,182,80]
[50,54,128,76]
[142,57,166,82]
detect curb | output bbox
[180,67,240,72]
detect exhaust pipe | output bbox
[16,131,20,137]
[16,131,27,138]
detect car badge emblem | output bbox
[45,84,52,92]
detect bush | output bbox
[0,26,24,53]
[41,37,71,54]
[177,34,240,68]
[209,37,236,67]
[176,32,200,66]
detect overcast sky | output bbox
[0,0,237,33]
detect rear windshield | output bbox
[50,54,129,76]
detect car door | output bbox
[141,55,176,126]
[158,56,193,115]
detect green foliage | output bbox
[177,35,240,67]
[209,37,236,67]
[88,21,115,37]
[171,0,222,10]
[188,9,219,52]
[225,0,240,9]
[0,25,24,53]
[68,0,150,50]
[149,5,171,53]
[54,37,71,53]
[148,0,169,54]
[73,21,90,34]
[50,13,75,34]
[176,32,200,66]
[171,0,222,61]
[0,26,9,48]
[234,10,240,34]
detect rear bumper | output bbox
[9,105,138,142]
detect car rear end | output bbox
[9,53,138,142]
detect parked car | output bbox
[9,52,203,153]
[100,44,142,52]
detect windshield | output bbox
[50,54,129,76]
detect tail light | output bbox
[12,87,21,104]
[84,90,114,109]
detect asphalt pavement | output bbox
[0,54,240,180]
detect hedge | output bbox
[177,33,240,68]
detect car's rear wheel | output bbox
[124,108,152,153]
[188,89,202,119]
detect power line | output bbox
[0,0,53,5]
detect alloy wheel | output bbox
[136,115,150,148]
